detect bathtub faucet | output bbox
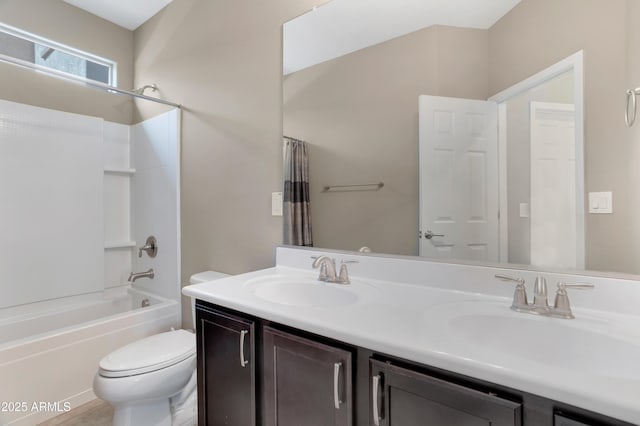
[128,268,154,283]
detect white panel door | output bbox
[530,102,577,269]
[418,95,499,261]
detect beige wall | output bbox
[489,0,631,273]
[0,0,134,124]
[283,25,488,255]
[133,0,318,296]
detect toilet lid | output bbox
[99,329,196,378]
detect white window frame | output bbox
[0,22,117,86]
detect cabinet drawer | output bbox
[370,359,521,426]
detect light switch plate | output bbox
[519,202,530,218]
[272,192,283,216]
[588,191,613,214]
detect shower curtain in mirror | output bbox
[283,137,313,246]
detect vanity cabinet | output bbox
[195,300,631,426]
[196,304,256,426]
[263,326,353,426]
[369,359,522,426]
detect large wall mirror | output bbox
[283,0,640,277]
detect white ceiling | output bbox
[284,0,522,75]
[62,0,173,31]
[62,0,520,69]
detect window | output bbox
[0,23,116,86]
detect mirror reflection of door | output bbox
[418,96,499,261]
[530,102,577,269]
[498,67,584,270]
[418,65,583,267]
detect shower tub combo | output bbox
[0,98,181,425]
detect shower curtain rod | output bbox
[0,53,182,109]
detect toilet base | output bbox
[171,389,197,426]
[113,399,172,426]
[108,388,197,426]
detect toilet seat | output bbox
[99,329,196,378]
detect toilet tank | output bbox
[188,271,230,329]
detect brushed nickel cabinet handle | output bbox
[239,330,249,367]
[626,88,640,127]
[333,362,342,409]
[372,374,382,426]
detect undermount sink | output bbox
[432,302,640,379]
[243,274,378,308]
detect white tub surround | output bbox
[183,246,640,425]
[0,100,182,424]
[0,99,180,310]
[0,100,104,309]
[0,99,181,316]
[104,109,181,303]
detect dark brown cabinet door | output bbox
[263,326,353,426]
[197,307,256,426]
[369,359,522,426]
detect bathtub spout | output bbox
[128,268,154,283]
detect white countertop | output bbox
[183,247,640,424]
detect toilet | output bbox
[93,271,229,426]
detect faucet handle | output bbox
[138,236,158,258]
[337,264,350,284]
[494,274,525,285]
[337,260,358,284]
[558,282,595,290]
[552,282,594,319]
[494,274,528,310]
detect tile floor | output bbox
[38,399,113,426]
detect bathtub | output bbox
[0,287,179,426]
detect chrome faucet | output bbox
[311,256,357,284]
[128,268,154,283]
[495,274,594,319]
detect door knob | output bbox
[424,229,444,239]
